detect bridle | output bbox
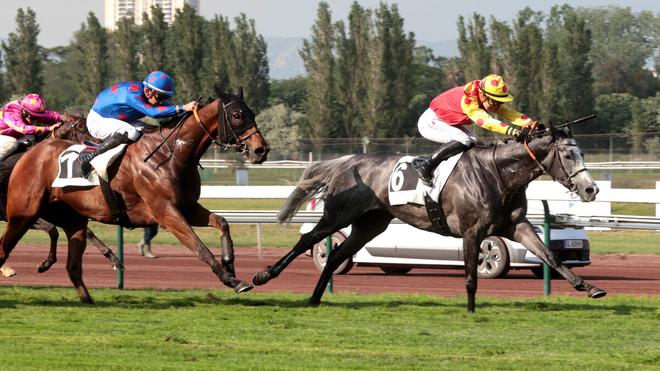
[192,98,259,155]
[523,137,589,193]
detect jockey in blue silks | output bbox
[80,71,198,176]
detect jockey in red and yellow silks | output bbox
[412,74,537,186]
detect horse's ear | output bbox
[549,121,558,139]
[214,84,230,101]
[237,86,244,101]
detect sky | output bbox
[0,0,657,47]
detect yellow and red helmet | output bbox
[479,74,513,103]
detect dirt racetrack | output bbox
[1,244,659,298]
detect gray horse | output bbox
[254,123,606,312]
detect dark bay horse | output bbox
[0,116,122,275]
[254,123,606,312]
[0,87,269,302]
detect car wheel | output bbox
[311,232,353,275]
[477,237,510,279]
[379,266,412,275]
[531,266,562,279]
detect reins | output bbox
[523,137,589,192]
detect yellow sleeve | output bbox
[461,98,516,135]
[495,105,534,128]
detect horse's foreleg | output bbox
[0,216,38,269]
[165,206,252,293]
[462,231,482,313]
[87,228,123,271]
[509,220,606,298]
[63,221,94,304]
[184,203,243,285]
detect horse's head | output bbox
[213,86,269,164]
[51,114,92,143]
[528,123,599,201]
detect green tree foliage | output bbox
[629,93,660,154]
[256,103,304,160]
[2,8,43,95]
[507,8,544,116]
[300,2,336,147]
[168,4,204,100]
[269,77,307,111]
[110,16,141,82]
[385,4,415,137]
[229,14,270,112]
[333,2,370,138]
[42,46,79,112]
[409,46,446,130]
[205,15,233,94]
[578,6,660,98]
[140,6,169,73]
[71,12,109,107]
[457,13,491,81]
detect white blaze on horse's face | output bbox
[556,138,599,202]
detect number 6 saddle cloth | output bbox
[52,143,127,188]
[387,153,464,206]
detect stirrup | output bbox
[411,157,433,186]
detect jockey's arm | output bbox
[3,108,49,135]
[494,105,535,128]
[129,96,179,119]
[462,100,518,136]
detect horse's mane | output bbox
[146,98,214,133]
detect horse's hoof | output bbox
[308,298,321,307]
[37,264,51,273]
[234,281,253,293]
[1,266,16,277]
[112,263,125,271]
[588,288,607,299]
[252,271,271,286]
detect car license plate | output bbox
[564,240,583,249]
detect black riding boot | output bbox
[80,132,131,177]
[411,140,469,187]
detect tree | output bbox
[256,103,304,160]
[507,8,544,116]
[141,5,169,73]
[110,15,141,82]
[168,4,204,100]
[229,14,270,112]
[385,4,415,137]
[70,12,109,106]
[334,3,370,138]
[205,15,233,95]
[269,77,307,111]
[578,6,660,98]
[2,8,44,95]
[300,2,336,148]
[42,46,79,111]
[457,13,491,81]
[488,17,512,77]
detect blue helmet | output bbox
[143,71,175,96]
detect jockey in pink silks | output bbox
[0,93,63,162]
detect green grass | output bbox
[587,230,660,255]
[0,287,658,370]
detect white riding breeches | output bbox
[0,135,18,162]
[417,108,477,146]
[86,109,143,141]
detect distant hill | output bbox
[266,37,458,80]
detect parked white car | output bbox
[302,201,591,279]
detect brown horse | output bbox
[0,87,269,302]
[0,116,122,275]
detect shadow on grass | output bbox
[0,286,655,315]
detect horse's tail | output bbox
[277,155,354,223]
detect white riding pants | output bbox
[417,108,477,146]
[86,109,142,141]
[0,135,18,162]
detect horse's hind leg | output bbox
[32,219,59,273]
[511,221,606,298]
[87,228,124,271]
[461,230,484,313]
[62,219,94,304]
[253,213,345,286]
[309,211,392,306]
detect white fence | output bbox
[203,181,660,250]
